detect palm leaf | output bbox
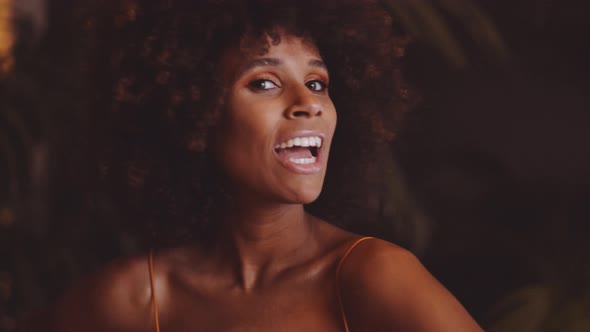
[381,0,508,67]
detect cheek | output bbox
[215,131,261,194]
[331,106,338,132]
[325,103,338,141]
[216,120,257,171]
[214,102,279,183]
[223,108,277,158]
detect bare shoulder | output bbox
[21,254,153,332]
[339,238,483,332]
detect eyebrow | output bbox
[308,59,327,69]
[242,58,283,73]
[237,57,328,77]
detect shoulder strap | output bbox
[148,249,161,332]
[336,237,375,332]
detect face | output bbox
[214,35,337,206]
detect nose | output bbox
[284,87,322,119]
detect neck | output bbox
[217,199,316,291]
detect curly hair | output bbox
[85,0,412,247]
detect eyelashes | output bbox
[247,78,329,92]
[305,80,328,92]
[248,79,280,91]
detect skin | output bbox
[21,35,483,332]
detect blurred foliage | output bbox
[487,284,590,332]
[484,191,590,331]
[381,0,508,67]
[0,2,128,327]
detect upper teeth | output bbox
[275,136,322,149]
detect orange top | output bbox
[148,236,374,332]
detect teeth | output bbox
[274,136,323,149]
[289,156,317,164]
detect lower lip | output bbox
[273,149,323,174]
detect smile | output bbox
[273,134,324,173]
[274,136,322,149]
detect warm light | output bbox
[0,0,14,74]
[0,207,14,227]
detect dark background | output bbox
[1,0,589,331]
[397,1,590,329]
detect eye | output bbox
[248,79,279,91]
[306,80,328,92]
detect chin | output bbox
[283,185,323,205]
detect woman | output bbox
[25,0,482,331]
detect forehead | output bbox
[221,34,323,81]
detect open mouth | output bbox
[274,136,322,166]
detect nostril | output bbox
[292,110,309,117]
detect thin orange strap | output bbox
[148,249,161,332]
[336,236,374,332]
